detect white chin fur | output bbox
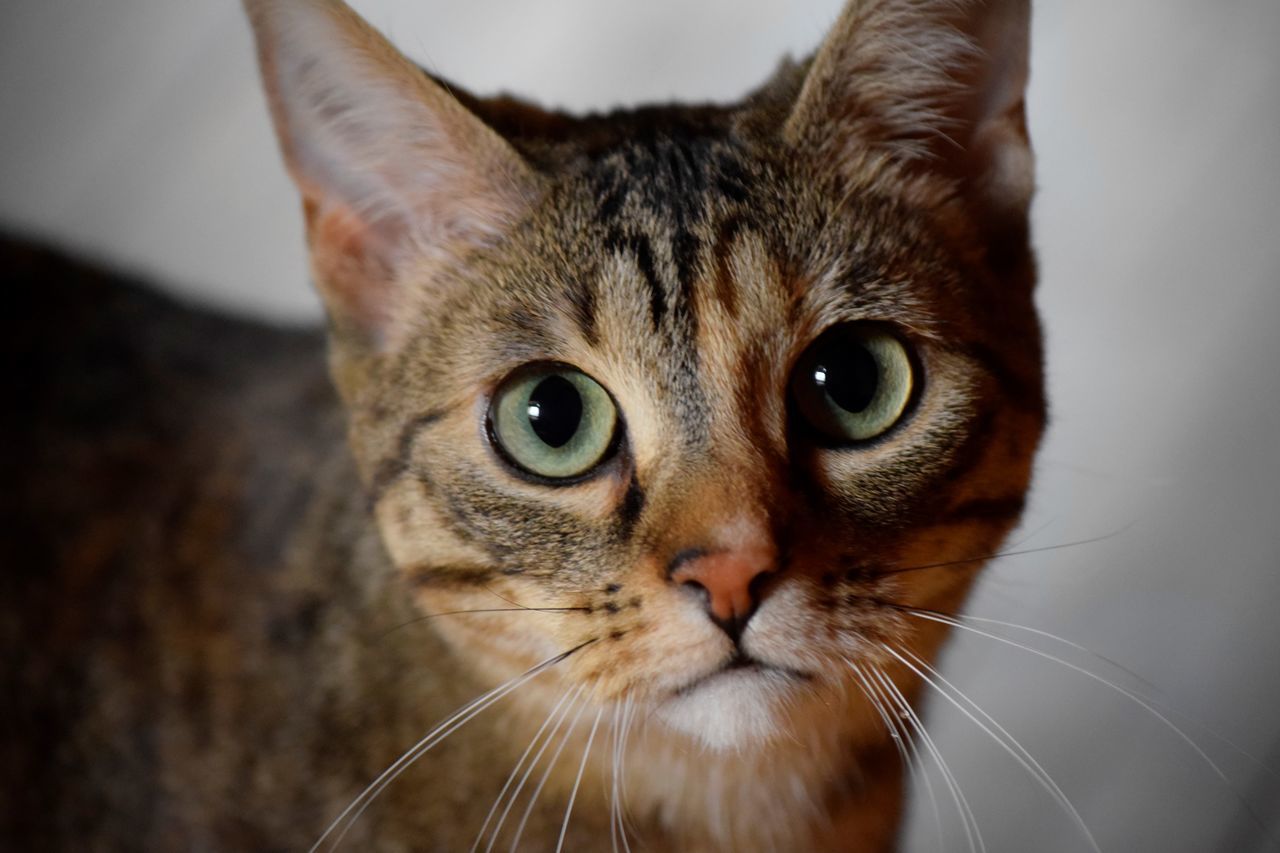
[656,669,795,751]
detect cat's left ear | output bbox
[784,0,1032,240]
[244,0,541,353]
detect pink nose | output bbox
[669,548,775,638]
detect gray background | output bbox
[2,1,1278,850]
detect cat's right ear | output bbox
[783,0,1033,253]
[244,0,541,352]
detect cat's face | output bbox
[361,152,1042,748]
[248,0,1040,750]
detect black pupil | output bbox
[527,375,584,448]
[814,340,878,413]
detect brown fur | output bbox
[3,0,1042,849]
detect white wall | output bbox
[2,2,1278,849]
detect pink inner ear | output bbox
[247,0,541,352]
[306,199,400,346]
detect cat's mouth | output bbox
[655,652,814,748]
[670,651,810,698]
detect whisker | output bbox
[485,688,584,853]
[848,659,910,771]
[897,608,1267,828]
[860,663,964,853]
[883,676,946,853]
[872,527,1132,578]
[607,698,636,853]
[608,706,621,853]
[556,707,604,852]
[1006,517,1057,550]
[483,585,574,613]
[471,687,579,853]
[311,641,592,853]
[617,696,637,852]
[873,665,987,853]
[847,659,945,853]
[884,643,1100,853]
[953,612,1279,779]
[510,694,592,852]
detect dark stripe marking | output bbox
[666,547,708,579]
[714,151,752,203]
[605,229,665,329]
[710,214,747,318]
[594,167,628,222]
[671,227,702,301]
[405,563,500,589]
[366,410,446,507]
[441,492,495,550]
[618,476,646,535]
[567,277,598,345]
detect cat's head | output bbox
[247,0,1041,750]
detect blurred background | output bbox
[2,1,1278,849]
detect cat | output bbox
[0,0,1040,849]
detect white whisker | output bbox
[608,706,621,853]
[874,666,986,853]
[617,696,636,853]
[607,697,636,853]
[847,659,945,852]
[486,687,584,853]
[556,707,603,852]
[471,688,577,853]
[953,611,1278,779]
[509,694,592,852]
[312,645,585,853]
[905,610,1236,789]
[884,643,1100,853]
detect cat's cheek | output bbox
[597,591,731,697]
[742,581,844,671]
[372,484,489,568]
[427,608,570,688]
[744,579,896,673]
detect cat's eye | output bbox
[790,324,915,443]
[488,364,619,481]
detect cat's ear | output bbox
[784,0,1032,235]
[244,0,540,350]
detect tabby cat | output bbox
[1,0,1041,849]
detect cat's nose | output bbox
[669,547,775,642]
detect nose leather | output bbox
[670,549,774,637]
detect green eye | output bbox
[790,324,915,443]
[489,364,619,480]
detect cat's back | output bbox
[1,235,337,595]
[1,233,333,473]
[0,236,359,848]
